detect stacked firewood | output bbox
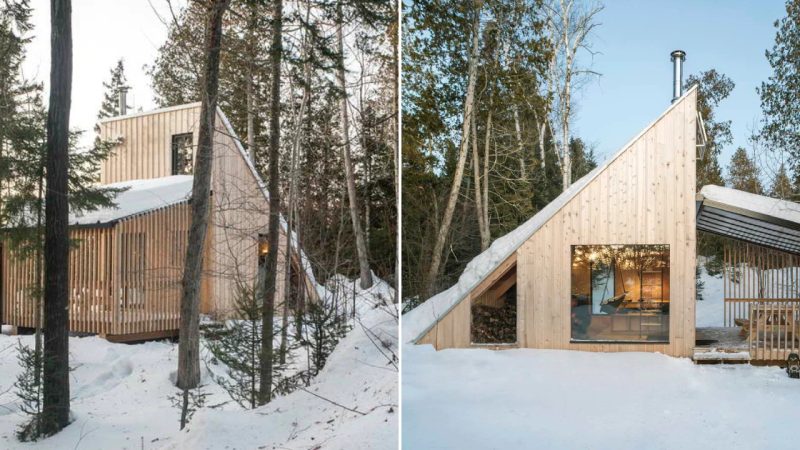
[471,301,517,343]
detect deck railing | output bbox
[747,299,800,361]
[723,298,753,327]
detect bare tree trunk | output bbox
[337,0,373,289]
[279,27,310,365]
[391,0,399,304]
[259,0,283,406]
[33,156,44,432]
[471,116,488,251]
[514,107,527,179]
[42,0,72,434]
[245,5,256,160]
[177,0,229,390]
[561,24,572,189]
[481,106,492,250]
[423,9,480,298]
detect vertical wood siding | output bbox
[97,104,290,319]
[424,90,698,357]
[1,203,216,336]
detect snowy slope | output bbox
[403,344,800,449]
[172,278,398,450]
[0,278,397,450]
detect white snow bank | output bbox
[70,175,193,226]
[0,277,396,449]
[403,87,699,344]
[0,335,235,449]
[171,277,398,450]
[700,184,800,224]
[403,344,800,450]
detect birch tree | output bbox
[336,0,373,289]
[543,0,602,189]
[423,4,481,298]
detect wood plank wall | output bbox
[111,202,194,335]
[422,89,698,357]
[0,204,198,335]
[98,104,290,319]
[100,105,200,184]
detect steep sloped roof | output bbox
[698,185,800,254]
[70,175,193,226]
[402,85,699,344]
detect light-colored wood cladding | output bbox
[1,202,200,335]
[422,89,698,357]
[97,103,296,319]
[1,103,313,338]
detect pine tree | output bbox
[205,285,265,409]
[685,70,734,190]
[3,77,121,447]
[42,0,73,435]
[304,289,351,376]
[728,147,764,194]
[770,163,795,199]
[96,59,127,120]
[570,137,597,181]
[14,340,43,441]
[758,0,800,181]
[0,0,35,199]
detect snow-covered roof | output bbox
[402,85,699,344]
[698,185,800,254]
[70,175,193,226]
[699,185,800,225]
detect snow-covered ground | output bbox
[403,345,800,449]
[402,265,800,449]
[0,277,397,450]
[696,263,724,327]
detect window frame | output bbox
[569,244,671,345]
[171,132,195,175]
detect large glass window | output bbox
[571,245,670,342]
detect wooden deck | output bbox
[694,327,750,363]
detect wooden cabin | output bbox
[403,85,700,357]
[404,84,800,364]
[1,103,318,341]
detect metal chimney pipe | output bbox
[118,86,129,116]
[670,50,686,103]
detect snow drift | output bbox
[0,277,397,450]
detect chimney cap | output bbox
[670,49,686,60]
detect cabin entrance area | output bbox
[694,186,800,364]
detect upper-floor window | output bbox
[171,133,194,175]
